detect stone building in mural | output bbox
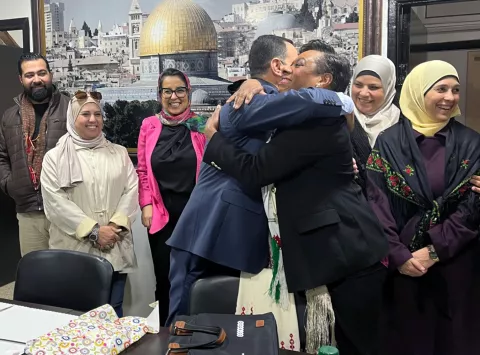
[97,0,231,112]
[50,0,360,109]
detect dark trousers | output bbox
[149,224,175,326]
[148,192,189,326]
[327,262,386,355]
[167,247,239,326]
[110,272,127,317]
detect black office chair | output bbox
[188,275,307,350]
[14,249,114,312]
[188,275,240,315]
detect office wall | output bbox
[410,49,479,125]
[0,0,34,51]
[411,2,480,44]
[381,0,388,56]
[122,213,156,317]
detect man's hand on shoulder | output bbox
[205,105,221,140]
[470,175,480,193]
[226,79,266,110]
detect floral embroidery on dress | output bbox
[448,169,480,199]
[461,159,470,169]
[367,150,420,206]
[408,170,480,252]
[404,165,415,176]
[289,333,296,351]
[367,150,480,252]
[409,201,440,252]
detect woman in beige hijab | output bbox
[40,91,138,317]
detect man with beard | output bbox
[202,43,388,355]
[0,53,68,255]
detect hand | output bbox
[108,222,126,240]
[470,175,480,193]
[97,225,121,249]
[412,247,436,270]
[398,257,427,277]
[205,105,221,140]
[141,205,153,229]
[108,222,119,229]
[352,158,359,174]
[226,79,266,109]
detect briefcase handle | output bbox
[170,320,225,337]
[167,321,227,355]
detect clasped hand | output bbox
[96,224,122,251]
[398,247,436,277]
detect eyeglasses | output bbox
[74,90,102,101]
[159,87,188,98]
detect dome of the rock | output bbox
[140,0,218,57]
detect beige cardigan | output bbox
[40,142,138,272]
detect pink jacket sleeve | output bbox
[137,120,152,208]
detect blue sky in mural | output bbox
[64,0,239,30]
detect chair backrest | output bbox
[189,276,307,350]
[14,249,114,312]
[188,275,240,315]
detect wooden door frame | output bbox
[31,0,45,54]
[361,0,383,57]
[0,17,30,52]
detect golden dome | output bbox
[140,0,218,57]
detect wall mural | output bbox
[41,0,361,149]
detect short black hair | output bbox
[299,40,335,55]
[158,68,188,88]
[316,53,351,93]
[228,79,245,95]
[18,53,51,75]
[248,35,294,78]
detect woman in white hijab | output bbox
[349,55,401,195]
[40,91,138,317]
[350,55,400,146]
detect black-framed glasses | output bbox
[160,87,188,98]
[74,90,102,101]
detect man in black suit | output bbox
[202,43,388,355]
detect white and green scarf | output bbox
[264,185,336,353]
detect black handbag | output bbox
[167,313,279,355]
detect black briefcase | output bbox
[167,313,279,355]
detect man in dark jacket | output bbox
[165,35,352,325]
[0,53,68,256]
[203,45,388,355]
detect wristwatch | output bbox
[88,224,100,245]
[427,245,439,262]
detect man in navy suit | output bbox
[165,35,353,325]
[202,43,388,355]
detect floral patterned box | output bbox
[24,304,159,355]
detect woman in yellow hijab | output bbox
[400,60,461,136]
[366,60,480,355]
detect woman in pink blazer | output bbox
[137,69,207,325]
